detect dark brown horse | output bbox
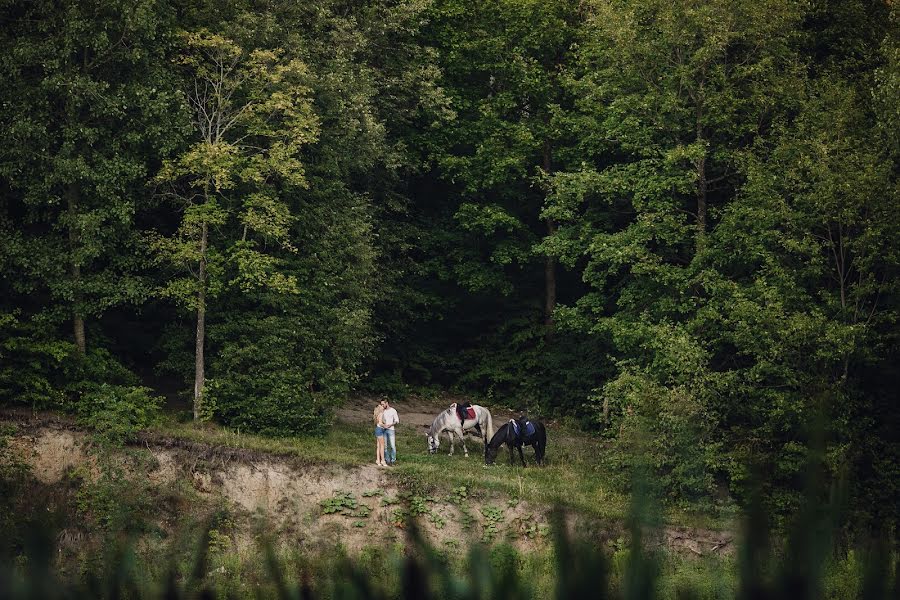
[484,419,546,467]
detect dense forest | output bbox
[1,0,898,532]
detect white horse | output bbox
[425,403,494,457]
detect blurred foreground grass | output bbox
[1,493,895,599]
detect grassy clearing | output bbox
[153,416,732,531]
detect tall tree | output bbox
[154,30,318,419]
[544,0,809,501]
[545,0,899,513]
[427,0,582,336]
[0,0,176,356]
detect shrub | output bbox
[76,384,162,445]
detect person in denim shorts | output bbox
[373,400,387,467]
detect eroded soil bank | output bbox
[2,413,734,558]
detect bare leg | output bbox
[377,436,385,465]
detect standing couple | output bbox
[373,398,399,467]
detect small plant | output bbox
[459,506,476,530]
[320,492,358,515]
[481,505,505,542]
[320,492,373,521]
[208,528,230,553]
[608,536,628,553]
[362,490,383,498]
[429,512,446,529]
[447,486,469,505]
[520,520,549,540]
[409,495,430,517]
[391,507,409,527]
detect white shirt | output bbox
[381,407,399,430]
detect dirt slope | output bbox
[2,407,734,557]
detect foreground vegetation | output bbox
[3,414,897,598]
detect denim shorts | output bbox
[374,426,385,437]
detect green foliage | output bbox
[76,384,162,445]
[0,0,178,354]
[320,492,360,516]
[480,505,505,542]
[74,450,155,536]
[0,424,31,556]
[0,312,73,407]
[206,371,330,437]
[600,369,719,506]
[536,0,900,518]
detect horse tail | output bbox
[485,408,494,442]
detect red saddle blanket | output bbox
[457,406,476,421]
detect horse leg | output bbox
[447,430,455,456]
[518,445,527,468]
[507,444,514,466]
[461,429,469,457]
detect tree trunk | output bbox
[66,184,86,354]
[543,140,556,340]
[194,220,208,420]
[696,153,707,253]
[544,221,557,334]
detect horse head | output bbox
[484,444,498,465]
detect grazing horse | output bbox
[485,419,546,467]
[425,403,494,457]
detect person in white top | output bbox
[380,399,400,465]
[373,401,387,467]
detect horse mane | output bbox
[429,407,456,437]
[487,421,510,449]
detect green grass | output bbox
[152,416,732,531]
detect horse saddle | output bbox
[458,406,476,421]
[511,419,536,441]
